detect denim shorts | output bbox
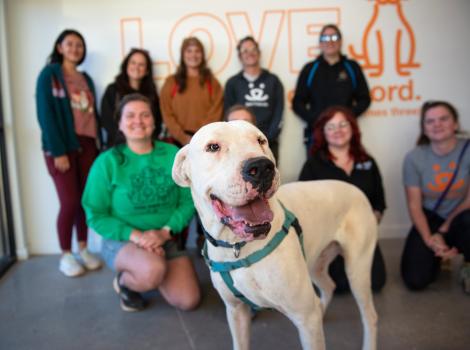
[101,238,187,271]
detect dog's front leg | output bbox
[226,302,251,350]
[286,294,326,350]
[293,311,325,350]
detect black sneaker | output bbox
[113,272,146,312]
[460,263,470,295]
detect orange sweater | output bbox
[160,75,223,145]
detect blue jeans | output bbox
[101,238,186,271]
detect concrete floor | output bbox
[0,238,469,350]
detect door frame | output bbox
[0,82,16,278]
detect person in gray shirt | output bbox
[402,100,470,294]
[224,36,284,161]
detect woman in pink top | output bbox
[35,29,102,277]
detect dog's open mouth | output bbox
[210,194,274,241]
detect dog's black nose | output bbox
[242,157,275,193]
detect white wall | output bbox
[2,0,470,254]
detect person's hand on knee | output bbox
[148,245,166,257]
[428,234,458,260]
[139,229,172,256]
[437,246,458,260]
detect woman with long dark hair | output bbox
[35,29,102,277]
[160,37,223,146]
[402,100,470,294]
[299,105,387,293]
[101,48,162,148]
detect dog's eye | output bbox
[258,137,267,146]
[206,143,220,152]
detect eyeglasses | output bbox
[239,47,259,55]
[324,120,350,132]
[319,34,341,43]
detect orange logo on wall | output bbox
[348,0,420,77]
[427,161,464,193]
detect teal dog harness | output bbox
[202,202,304,311]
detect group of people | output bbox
[35,24,470,313]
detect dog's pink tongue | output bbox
[231,198,273,224]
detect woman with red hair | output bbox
[299,105,387,293]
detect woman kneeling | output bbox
[83,93,200,311]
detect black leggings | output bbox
[401,208,470,290]
[329,244,387,293]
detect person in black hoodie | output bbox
[293,24,371,155]
[101,48,162,148]
[224,36,284,161]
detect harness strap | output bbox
[291,216,305,258]
[205,220,293,272]
[306,61,320,88]
[203,202,304,311]
[206,78,213,97]
[306,59,357,90]
[220,271,264,311]
[203,227,247,250]
[342,60,357,90]
[170,84,177,98]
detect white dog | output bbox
[172,121,378,350]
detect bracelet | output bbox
[162,226,174,237]
[131,231,143,244]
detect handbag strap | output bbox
[432,139,470,212]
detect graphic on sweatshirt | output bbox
[356,160,372,170]
[70,90,94,114]
[245,82,269,107]
[128,166,171,207]
[427,161,464,193]
[337,70,349,82]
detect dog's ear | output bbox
[172,145,191,187]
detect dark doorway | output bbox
[0,76,16,278]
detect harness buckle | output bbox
[233,243,241,258]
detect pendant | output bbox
[233,243,241,258]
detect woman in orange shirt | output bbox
[160,37,223,147]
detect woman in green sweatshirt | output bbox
[82,93,200,312]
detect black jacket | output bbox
[100,83,162,148]
[292,55,370,131]
[299,153,386,213]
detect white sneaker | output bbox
[79,249,102,271]
[59,253,85,277]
